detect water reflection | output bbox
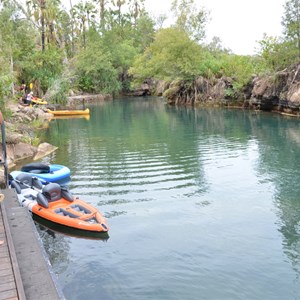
[40,98,300,299]
[253,114,300,278]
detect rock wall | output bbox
[68,94,112,106]
[160,76,236,106]
[157,63,300,114]
[248,64,300,114]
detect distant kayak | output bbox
[32,96,48,105]
[10,163,71,183]
[10,174,109,234]
[47,108,90,116]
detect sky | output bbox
[60,0,287,55]
[144,0,286,55]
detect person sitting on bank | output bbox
[24,92,33,105]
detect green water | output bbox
[37,97,300,299]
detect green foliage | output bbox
[21,46,64,93]
[217,54,260,88]
[73,39,121,94]
[129,27,203,85]
[171,0,208,42]
[103,30,138,72]
[133,12,155,51]
[257,34,299,71]
[45,77,70,105]
[0,70,14,109]
[0,0,298,104]
[282,0,300,55]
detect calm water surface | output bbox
[37,97,300,299]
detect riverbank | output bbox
[2,102,56,169]
[2,93,113,169]
[155,62,300,116]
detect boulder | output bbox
[34,143,58,160]
[10,142,37,162]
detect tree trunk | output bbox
[40,0,45,51]
[100,0,105,32]
[10,54,14,96]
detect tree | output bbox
[171,0,208,42]
[92,0,108,32]
[282,0,300,57]
[22,46,64,94]
[133,11,154,51]
[0,1,35,97]
[73,37,121,94]
[128,0,145,27]
[71,1,97,48]
[257,34,298,71]
[25,0,61,51]
[129,27,203,84]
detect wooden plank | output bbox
[0,245,8,256]
[0,267,13,277]
[0,288,18,300]
[1,188,63,300]
[0,190,26,300]
[0,274,15,285]
[0,256,10,265]
[0,280,15,292]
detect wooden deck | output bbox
[0,190,25,300]
[0,189,63,300]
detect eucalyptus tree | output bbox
[171,0,208,43]
[282,0,300,57]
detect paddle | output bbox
[9,174,44,194]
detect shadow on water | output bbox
[34,214,110,241]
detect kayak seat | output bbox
[15,173,43,190]
[42,183,62,202]
[61,188,74,202]
[54,208,78,218]
[16,173,34,189]
[42,183,73,203]
[70,204,91,214]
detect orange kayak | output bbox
[32,197,108,233]
[11,176,109,233]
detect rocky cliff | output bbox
[157,63,300,115]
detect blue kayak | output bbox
[10,163,71,183]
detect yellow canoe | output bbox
[32,97,48,105]
[47,108,90,116]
